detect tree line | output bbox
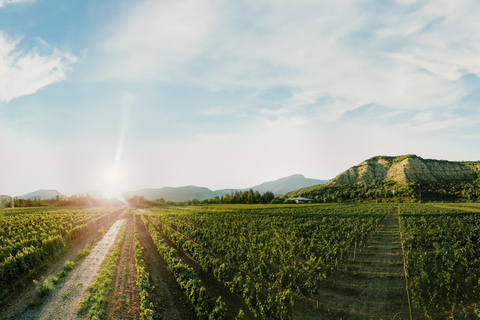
[286,177,480,203]
[1,194,124,208]
[188,189,277,205]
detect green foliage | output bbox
[126,196,156,208]
[133,215,157,320]
[8,194,124,208]
[0,207,121,299]
[286,177,480,203]
[145,204,390,319]
[36,275,58,297]
[400,204,480,318]
[193,190,277,205]
[142,216,228,319]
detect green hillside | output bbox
[285,155,480,202]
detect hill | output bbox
[123,186,216,202]
[124,174,328,201]
[19,189,61,200]
[286,155,480,202]
[248,174,328,194]
[328,154,479,185]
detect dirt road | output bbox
[105,216,140,319]
[17,219,126,320]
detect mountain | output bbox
[328,155,480,186]
[248,174,328,194]
[123,186,217,202]
[285,155,480,202]
[19,189,61,200]
[124,174,328,201]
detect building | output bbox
[284,197,314,204]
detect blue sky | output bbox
[1,0,480,197]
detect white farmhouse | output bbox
[284,197,314,204]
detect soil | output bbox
[105,215,141,319]
[135,214,197,320]
[293,207,412,320]
[15,219,126,320]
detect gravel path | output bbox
[18,219,126,320]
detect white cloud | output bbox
[94,0,217,81]
[0,32,77,103]
[94,0,480,124]
[0,0,34,7]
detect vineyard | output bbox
[0,203,479,319]
[400,204,480,319]
[0,207,121,300]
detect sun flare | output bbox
[102,166,125,199]
[105,166,123,184]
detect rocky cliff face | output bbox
[329,155,479,185]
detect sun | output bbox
[102,165,125,199]
[105,166,123,184]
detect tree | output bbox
[247,189,255,204]
[262,191,275,203]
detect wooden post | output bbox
[397,206,413,320]
[353,242,357,261]
[334,258,338,285]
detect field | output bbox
[0,203,479,319]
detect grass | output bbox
[29,225,111,308]
[36,276,58,297]
[78,220,127,320]
[34,229,106,306]
[133,215,156,319]
[348,271,368,279]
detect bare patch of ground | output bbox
[106,216,141,319]
[16,219,126,320]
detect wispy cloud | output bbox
[0,32,77,103]
[0,0,34,8]
[93,0,216,81]
[94,0,480,129]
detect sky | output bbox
[1,0,480,198]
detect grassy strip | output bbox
[78,220,126,320]
[34,229,105,299]
[133,215,156,320]
[141,215,227,320]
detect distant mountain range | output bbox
[19,189,61,200]
[123,174,329,201]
